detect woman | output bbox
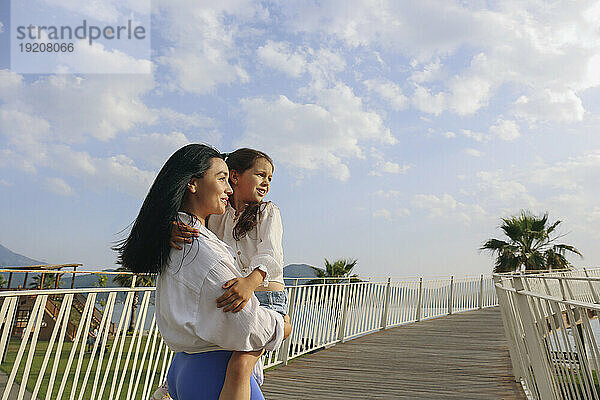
[115,144,291,400]
[167,148,287,399]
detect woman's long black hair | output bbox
[226,148,274,240]
[114,144,223,274]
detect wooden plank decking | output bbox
[262,307,526,399]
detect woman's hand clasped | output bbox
[217,276,258,313]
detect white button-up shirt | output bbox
[156,212,285,354]
[208,202,284,287]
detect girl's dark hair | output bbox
[114,144,223,274]
[227,148,274,240]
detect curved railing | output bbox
[0,270,497,399]
[494,268,600,400]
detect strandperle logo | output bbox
[15,20,147,45]
[10,0,151,73]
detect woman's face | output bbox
[231,157,273,203]
[189,158,233,217]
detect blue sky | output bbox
[1,1,600,277]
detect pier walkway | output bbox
[262,307,526,399]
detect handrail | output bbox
[0,272,498,399]
[494,267,600,400]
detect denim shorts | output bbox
[254,290,288,316]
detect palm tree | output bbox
[481,211,582,273]
[309,258,359,284]
[113,267,156,333]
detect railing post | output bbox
[71,265,77,289]
[512,276,559,399]
[337,283,351,343]
[478,274,484,309]
[583,268,600,304]
[416,277,423,322]
[281,283,297,366]
[381,277,391,330]
[448,275,454,315]
[493,276,524,383]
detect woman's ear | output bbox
[230,170,239,186]
[187,179,197,193]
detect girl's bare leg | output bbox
[219,350,264,400]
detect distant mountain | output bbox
[284,263,319,284]
[0,243,44,267]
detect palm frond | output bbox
[484,210,581,274]
[553,244,583,258]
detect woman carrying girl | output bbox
[161,148,288,400]
[116,144,291,400]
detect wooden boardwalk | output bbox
[262,307,526,399]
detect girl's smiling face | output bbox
[231,157,273,203]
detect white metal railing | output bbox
[0,271,496,399]
[494,268,600,400]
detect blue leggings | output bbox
[166,351,264,400]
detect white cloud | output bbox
[0,73,156,143]
[0,71,166,198]
[412,193,485,224]
[0,149,37,174]
[55,41,152,74]
[395,208,411,217]
[514,89,585,123]
[413,193,458,217]
[155,1,261,94]
[411,85,445,115]
[409,59,442,83]
[239,88,394,181]
[284,1,491,61]
[281,1,600,122]
[0,179,11,186]
[373,207,410,220]
[476,171,537,208]
[471,150,600,235]
[158,109,218,131]
[370,161,411,176]
[489,119,520,141]
[49,146,155,198]
[0,21,3,33]
[464,148,483,157]
[528,150,600,191]
[446,57,493,115]
[41,0,142,23]
[0,109,52,149]
[45,177,75,196]
[373,208,392,220]
[364,78,408,111]
[127,132,191,168]
[460,129,489,143]
[0,70,23,100]
[374,190,401,198]
[443,131,456,139]
[257,41,307,78]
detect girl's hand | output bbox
[216,276,257,313]
[283,314,292,339]
[169,220,199,250]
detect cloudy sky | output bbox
[1,1,600,277]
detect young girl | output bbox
[153,148,287,400]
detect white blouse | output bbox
[155,212,285,354]
[208,202,284,287]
